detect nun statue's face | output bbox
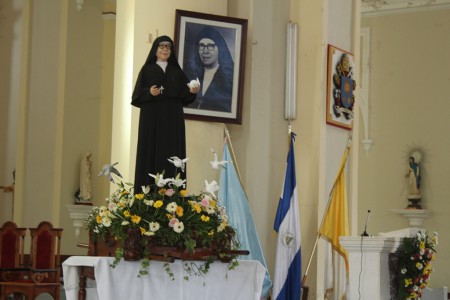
[156,41,172,62]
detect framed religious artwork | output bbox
[326,44,356,130]
[174,9,248,124]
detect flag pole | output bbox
[301,138,352,287]
[288,123,292,148]
[301,188,335,286]
[223,126,246,193]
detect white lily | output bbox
[204,180,219,198]
[149,173,170,187]
[170,175,186,188]
[141,185,150,194]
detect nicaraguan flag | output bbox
[273,132,301,300]
[219,141,272,298]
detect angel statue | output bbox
[406,152,422,208]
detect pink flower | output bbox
[200,197,210,207]
[165,189,175,197]
[168,218,179,227]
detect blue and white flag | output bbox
[273,132,302,300]
[219,141,272,298]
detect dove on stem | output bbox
[210,148,228,169]
[168,156,189,173]
[98,162,122,184]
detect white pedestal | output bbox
[66,204,93,238]
[390,208,430,227]
[341,229,419,300]
[340,236,400,300]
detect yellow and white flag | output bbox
[319,147,350,300]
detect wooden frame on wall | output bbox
[326,44,355,130]
[174,9,248,124]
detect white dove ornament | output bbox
[210,148,229,169]
[187,78,201,89]
[98,162,123,183]
[168,156,189,172]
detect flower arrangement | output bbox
[394,231,438,299]
[85,159,241,278]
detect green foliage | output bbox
[85,173,240,280]
[395,231,438,299]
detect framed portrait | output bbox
[174,9,248,124]
[326,44,355,130]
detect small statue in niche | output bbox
[75,152,93,204]
[406,151,422,209]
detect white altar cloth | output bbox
[63,256,265,300]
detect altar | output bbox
[63,256,265,300]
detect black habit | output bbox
[132,36,196,192]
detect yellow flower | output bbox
[140,227,146,235]
[158,189,166,196]
[96,215,102,224]
[179,190,188,197]
[191,203,201,213]
[419,241,425,249]
[208,229,214,236]
[135,193,145,200]
[404,278,412,286]
[120,190,129,196]
[154,200,163,208]
[176,206,184,217]
[123,210,131,217]
[201,215,210,222]
[210,200,217,208]
[217,222,226,232]
[131,215,141,224]
[166,213,174,219]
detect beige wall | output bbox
[0,0,116,249]
[0,0,360,298]
[0,0,24,223]
[360,9,450,289]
